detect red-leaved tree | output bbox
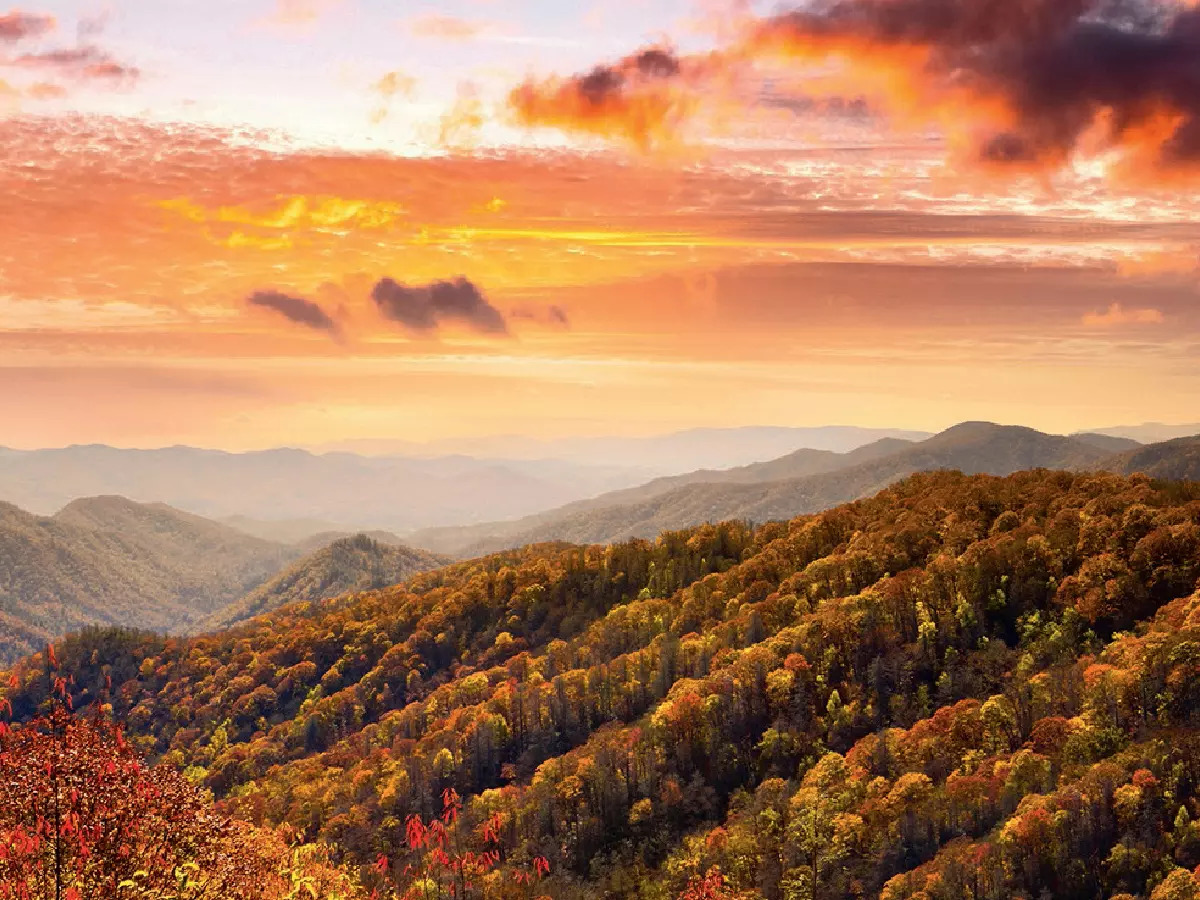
[0,653,349,900]
[373,788,550,900]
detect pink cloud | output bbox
[11,45,139,83]
[0,10,55,43]
[406,13,484,41]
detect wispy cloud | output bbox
[248,290,343,338]
[3,12,139,86]
[405,13,485,42]
[1081,303,1165,328]
[263,0,341,27]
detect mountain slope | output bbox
[197,534,449,632]
[408,437,921,555]
[8,470,1200,900]
[1068,431,1142,452]
[0,497,300,663]
[413,423,1118,555]
[1101,434,1200,480]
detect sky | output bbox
[1,0,1199,451]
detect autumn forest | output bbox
[6,0,1200,895]
[5,470,1200,898]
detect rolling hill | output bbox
[0,496,454,662]
[196,534,449,632]
[410,422,1147,555]
[0,496,301,663]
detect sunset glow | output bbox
[2,0,1198,449]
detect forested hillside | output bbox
[0,496,299,663]
[6,470,1200,899]
[197,534,449,632]
[1107,437,1200,482]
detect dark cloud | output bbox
[515,0,1200,174]
[0,10,54,43]
[576,47,683,106]
[371,276,509,335]
[758,0,1200,168]
[247,290,342,337]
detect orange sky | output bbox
[1,2,1199,449]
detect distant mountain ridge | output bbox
[313,425,935,469]
[1085,422,1200,444]
[0,445,656,533]
[0,497,446,663]
[410,422,1197,556]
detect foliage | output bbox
[4,470,1200,899]
[0,663,365,899]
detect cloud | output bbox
[76,11,108,40]
[265,0,340,27]
[438,84,485,148]
[248,290,342,337]
[26,80,65,100]
[511,0,1200,176]
[371,277,509,335]
[1081,302,1165,327]
[11,45,139,83]
[374,70,415,99]
[510,46,711,149]
[160,194,406,248]
[511,304,571,328]
[0,10,54,43]
[406,13,484,41]
[369,70,416,124]
[1115,246,1200,278]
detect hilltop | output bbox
[197,534,449,632]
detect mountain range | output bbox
[0,497,444,663]
[409,422,1198,555]
[7,468,1200,899]
[3,420,1197,664]
[314,425,935,469]
[0,445,656,534]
